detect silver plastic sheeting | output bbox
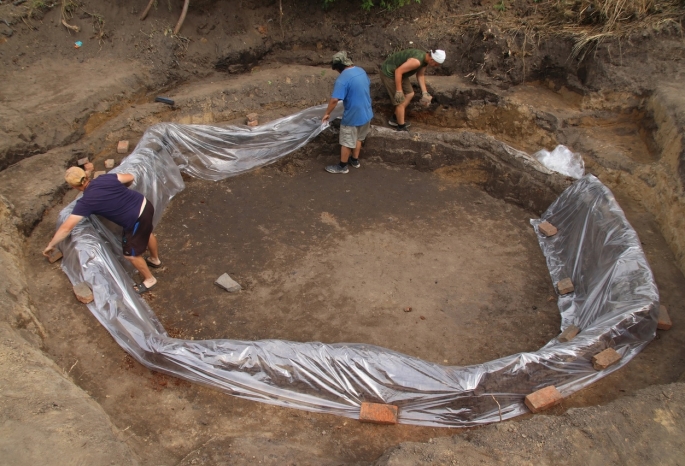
[54,105,659,427]
[534,144,585,179]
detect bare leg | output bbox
[146,233,160,265]
[126,255,157,288]
[340,145,353,163]
[394,91,415,125]
[353,140,363,159]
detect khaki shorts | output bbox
[380,71,414,104]
[339,122,371,148]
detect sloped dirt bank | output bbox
[1,0,685,463]
[8,75,685,464]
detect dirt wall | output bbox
[0,197,138,465]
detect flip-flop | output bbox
[145,257,162,268]
[134,282,156,294]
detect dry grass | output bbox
[445,0,683,60]
[545,0,685,58]
[540,0,685,60]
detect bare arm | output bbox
[42,214,84,257]
[117,173,135,187]
[394,58,422,92]
[322,97,340,124]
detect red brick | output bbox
[557,278,574,295]
[558,324,580,342]
[104,158,115,169]
[77,156,89,166]
[524,385,563,413]
[359,402,398,425]
[657,305,672,330]
[73,282,94,304]
[47,249,62,264]
[83,162,94,173]
[117,140,129,154]
[592,348,621,370]
[538,221,558,237]
[247,120,259,127]
[246,112,259,122]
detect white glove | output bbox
[420,92,432,106]
[394,91,405,105]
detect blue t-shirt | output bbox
[71,174,144,230]
[331,67,373,127]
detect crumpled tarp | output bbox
[54,104,659,427]
[533,144,585,179]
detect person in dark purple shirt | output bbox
[43,167,162,294]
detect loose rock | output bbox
[73,282,94,304]
[557,278,574,295]
[558,325,580,342]
[117,140,129,154]
[359,402,398,424]
[525,385,563,413]
[658,305,672,330]
[592,348,622,370]
[215,273,242,292]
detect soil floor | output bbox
[25,125,685,464]
[2,0,685,463]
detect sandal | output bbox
[134,282,156,294]
[145,257,162,268]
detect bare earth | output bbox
[1,0,685,464]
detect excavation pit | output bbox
[154,157,562,366]
[27,106,660,433]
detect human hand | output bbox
[394,91,405,105]
[322,114,330,124]
[42,246,54,258]
[420,93,432,107]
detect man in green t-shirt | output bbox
[380,49,446,131]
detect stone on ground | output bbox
[524,385,563,413]
[592,348,622,370]
[215,273,242,292]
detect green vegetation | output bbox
[323,0,420,11]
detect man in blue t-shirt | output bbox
[322,51,374,174]
[42,167,162,294]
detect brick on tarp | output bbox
[359,402,398,425]
[557,278,574,295]
[77,156,89,166]
[215,273,242,292]
[117,140,129,154]
[592,348,622,370]
[73,282,94,304]
[104,158,115,169]
[657,305,672,330]
[538,221,558,237]
[47,249,62,263]
[558,324,580,342]
[524,386,563,413]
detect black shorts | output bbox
[122,200,154,257]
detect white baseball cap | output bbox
[431,49,446,64]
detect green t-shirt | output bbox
[381,49,428,79]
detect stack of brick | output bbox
[246,113,259,127]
